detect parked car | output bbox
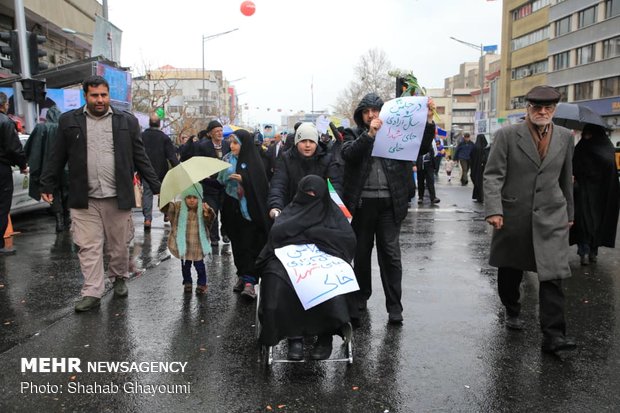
[10,134,49,215]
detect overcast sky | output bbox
[107,0,502,125]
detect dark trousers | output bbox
[0,165,13,249]
[182,259,207,286]
[204,189,225,242]
[497,267,566,339]
[459,160,470,185]
[417,165,437,201]
[352,197,403,316]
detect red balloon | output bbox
[240,1,256,16]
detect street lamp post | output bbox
[202,28,238,123]
[450,36,486,134]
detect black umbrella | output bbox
[552,102,609,130]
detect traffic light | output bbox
[395,77,408,97]
[21,78,46,103]
[0,30,21,74]
[28,32,47,75]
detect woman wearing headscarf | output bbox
[218,130,270,299]
[470,133,489,202]
[569,124,619,265]
[256,175,356,361]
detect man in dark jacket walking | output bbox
[454,133,475,186]
[0,92,28,255]
[341,92,435,325]
[25,106,69,232]
[140,113,179,230]
[40,76,161,312]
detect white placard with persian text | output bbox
[274,244,359,310]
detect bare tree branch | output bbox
[332,48,394,123]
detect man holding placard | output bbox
[341,92,436,325]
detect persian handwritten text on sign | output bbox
[371,96,429,161]
[274,244,359,310]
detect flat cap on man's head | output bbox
[206,120,223,133]
[525,85,561,104]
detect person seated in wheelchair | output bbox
[256,175,356,361]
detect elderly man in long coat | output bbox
[484,85,576,355]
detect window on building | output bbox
[452,109,476,117]
[606,0,620,18]
[511,60,548,79]
[574,81,594,100]
[601,76,620,97]
[603,36,620,59]
[168,105,183,113]
[512,0,550,20]
[511,27,550,51]
[576,44,595,65]
[555,85,568,102]
[578,5,598,28]
[555,15,571,36]
[553,51,570,70]
[510,96,527,109]
[436,106,446,115]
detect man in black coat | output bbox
[40,76,161,312]
[182,120,230,243]
[140,113,179,230]
[341,92,435,325]
[0,91,27,255]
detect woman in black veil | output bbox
[570,124,619,265]
[256,175,356,360]
[470,133,489,202]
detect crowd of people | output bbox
[1,77,618,360]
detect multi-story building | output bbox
[0,0,99,79]
[499,0,619,143]
[132,65,237,139]
[547,0,620,143]
[443,53,500,137]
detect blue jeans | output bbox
[181,260,207,286]
[142,181,153,222]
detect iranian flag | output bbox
[327,179,352,222]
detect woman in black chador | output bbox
[570,124,619,265]
[470,133,489,202]
[256,175,356,361]
[218,130,271,298]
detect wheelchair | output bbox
[254,279,353,365]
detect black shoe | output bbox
[113,278,128,297]
[0,247,16,256]
[388,313,404,325]
[580,255,588,266]
[232,278,244,292]
[287,338,304,361]
[432,198,441,204]
[417,199,423,205]
[542,336,577,354]
[310,335,333,360]
[505,314,525,330]
[589,254,597,263]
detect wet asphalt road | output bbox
[1,174,619,412]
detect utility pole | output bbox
[13,0,37,132]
